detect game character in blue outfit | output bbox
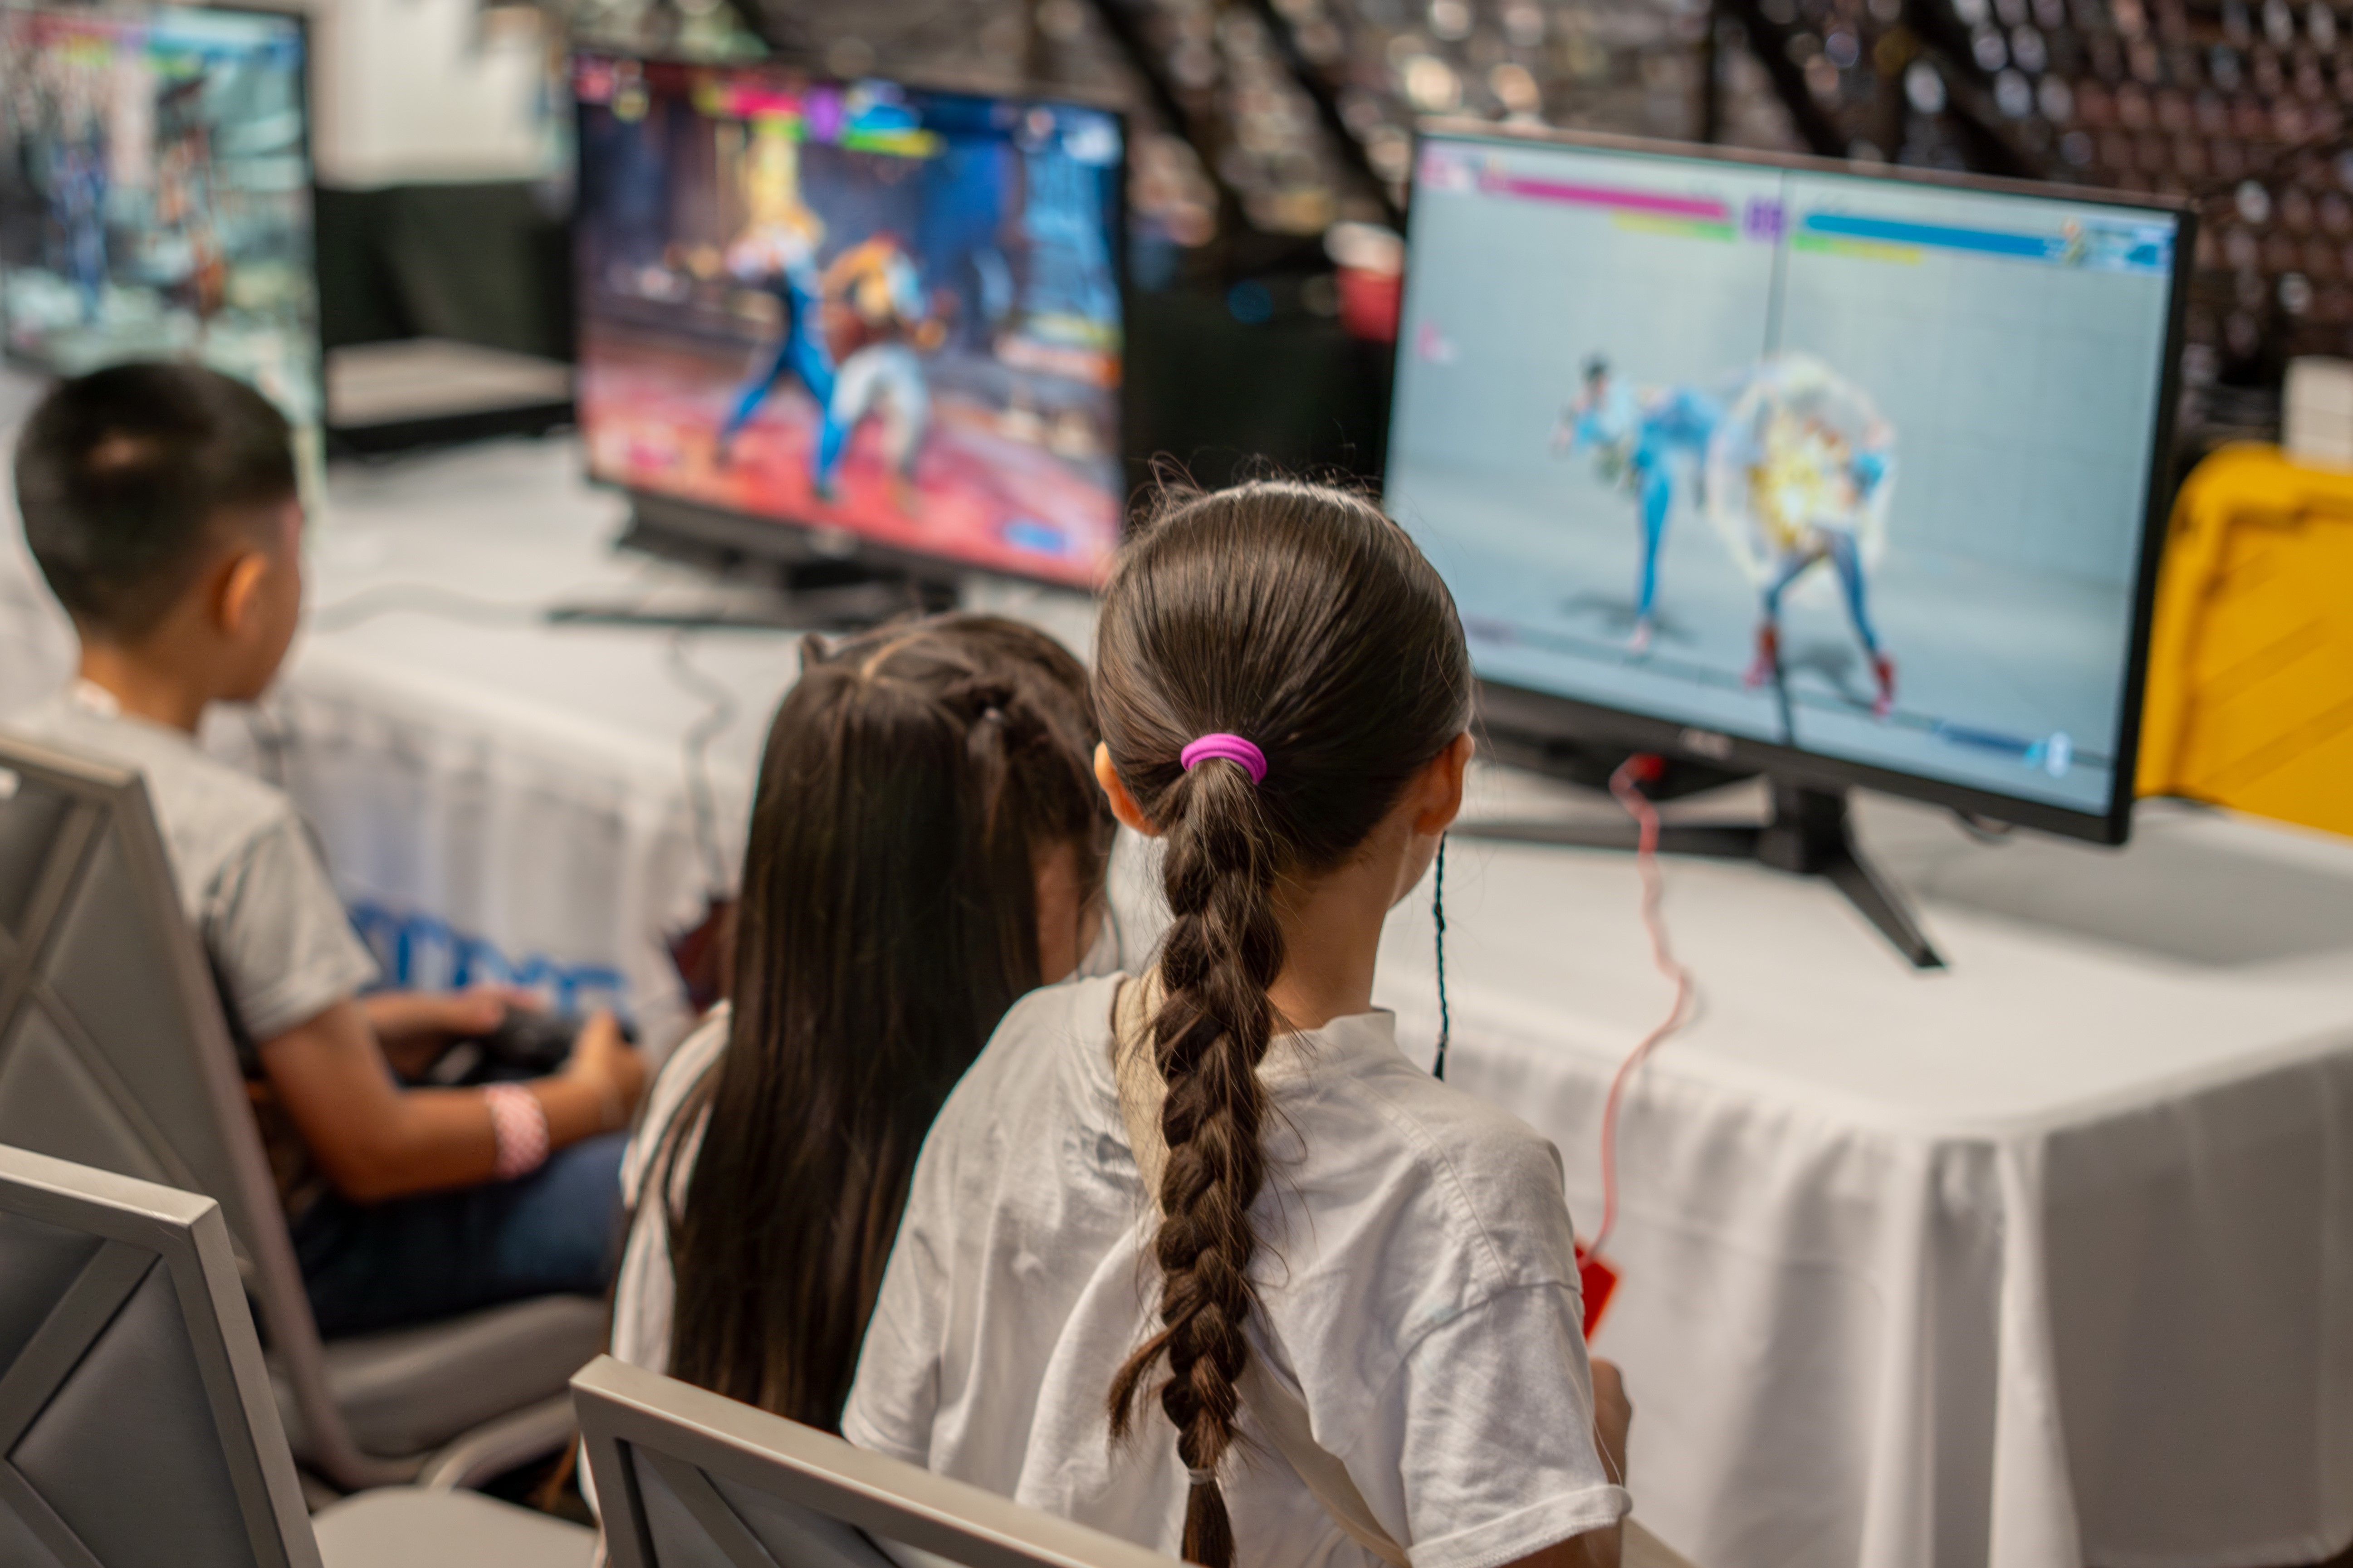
[716,216,836,464]
[1552,356,1723,654]
[50,136,109,325]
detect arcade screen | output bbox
[0,5,318,427]
[1386,132,2184,821]
[572,55,1126,587]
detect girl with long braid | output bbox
[848,482,1632,1568]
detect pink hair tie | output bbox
[1179,733,1267,785]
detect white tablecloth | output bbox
[1372,782,2353,1568]
[4,406,2350,1568]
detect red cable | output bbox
[1588,755,1695,1263]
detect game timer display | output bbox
[572,54,1126,589]
[0,6,318,427]
[1387,127,2190,840]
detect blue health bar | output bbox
[1800,212,2063,259]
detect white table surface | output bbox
[4,399,2350,1568]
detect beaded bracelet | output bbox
[482,1083,551,1181]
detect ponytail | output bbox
[1106,755,1284,1566]
[1094,481,1472,1567]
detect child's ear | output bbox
[216,546,273,640]
[1411,731,1475,837]
[1094,743,1159,837]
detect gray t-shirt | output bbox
[14,684,379,1048]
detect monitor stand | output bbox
[549,502,959,630]
[1452,778,1945,970]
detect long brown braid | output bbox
[1096,481,1472,1567]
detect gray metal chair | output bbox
[0,730,607,1490]
[0,1140,595,1568]
[574,1355,1184,1568]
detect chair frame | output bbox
[0,732,565,1490]
[574,1357,1182,1568]
[0,1140,324,1568]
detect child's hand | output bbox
[559,1010,647,1133]
[364,987,528,1078]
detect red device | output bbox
[1576,1242,1619,1338]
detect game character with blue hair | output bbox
[716,211,837,465]
[1552,355,1723,655]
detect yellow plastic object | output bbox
[2138,442,2353,837]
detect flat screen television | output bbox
[0,4,318,428]
[571,53,1127,596]
[1384,125,2192,963]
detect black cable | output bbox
[303,581,745,893]
[1431,832,1451,1082]
[307,583,547,633]
[664,632,739,895]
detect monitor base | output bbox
[326,340,573,457]
[1453,779,1945,970]
[577,499,959,630]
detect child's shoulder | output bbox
[955,972,1122,1106]
[1282,1025,1580,1294]
[15,695,296,854]
[993,971,1123,1046]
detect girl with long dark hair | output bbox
[846,483,1633,1568]
[607,614,1112,1432]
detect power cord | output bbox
[663,632,740,894]
[307,583,548,633]
[305,579,749,896]
[1586,753,1697,1265]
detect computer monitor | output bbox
[1385,127,2191,962]
[572,53,1127,598]
[0,5,319,429]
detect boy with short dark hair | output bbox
[11,362,646,1335]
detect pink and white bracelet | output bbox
[482,1083,551,1180]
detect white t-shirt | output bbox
[844,973,1629,1568]
[610,1002,733,1378]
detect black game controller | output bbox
[424,1006,635,1085]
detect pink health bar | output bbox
[1478,170,1728,222]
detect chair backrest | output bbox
[0,731,357,1479]
[573,1357,1184,1568]
[0,1140,321,1568]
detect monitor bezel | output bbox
[568,48,1134,595]
[0,1,323,426]
[1393,119,2197,846]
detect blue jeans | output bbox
[293,1133,628,1338]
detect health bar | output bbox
[1791,232,1922,264]
[1799,212,2064,260]
[1487,172,1730,224]
[695,81,806,121]
[1614,213,1737,242]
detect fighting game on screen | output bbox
[1387,137,2178,815]
[0,7,318,426]
[572,57,1125,586]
